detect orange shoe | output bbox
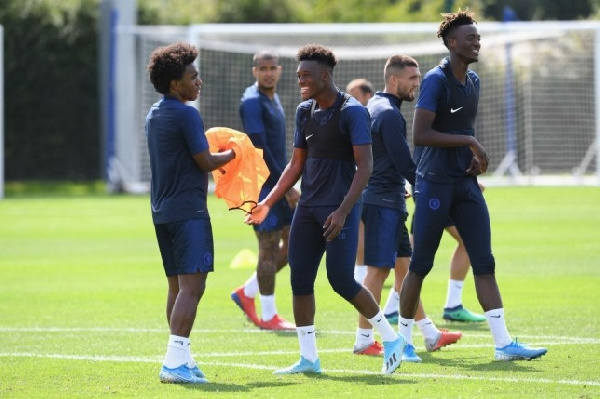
[353,341,384,356]
[231,286,260,326]
[258,314,296,331]
[425,328,462,352]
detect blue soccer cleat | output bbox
[494,338,548,361]
[187,364,205,379]
[382,333,405,374]
[402,344,422,362]
[159,364,209,384]
[273,356,322,375]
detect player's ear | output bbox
[252,66,258,78]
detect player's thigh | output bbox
[363,204,403,268]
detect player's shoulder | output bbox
[241,84,260,101]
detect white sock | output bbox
[398,317,414,345]
[297,325,318,363]
[445,279,464,309]
[382,289,399,315]
[416,317,438,342]
[367,311,397,343]
[354,265,367,284]
[354,328,375,348]
[164,334,189,368]
[484,308,512,348]
[259,294,277,321]
[186,342,196,368]
[243,272,259,298]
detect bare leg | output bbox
[168,272,207,337]
[357,267,390,329]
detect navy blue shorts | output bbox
[253,197,294,232]
[287,203,362,300]
[154,218,214,277]
[362,204,411,268]
[410,177,495,277]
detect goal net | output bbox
[114,21,600,191]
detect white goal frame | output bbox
[111,21,600,191]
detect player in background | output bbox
[146,42,236,384]
[231,51,298,331]
[398,9,547,361]
[246,44,405,375]
[345,78,375,285]
[352,55,461,363]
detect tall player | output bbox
[398,9,547,361]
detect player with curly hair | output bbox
[146,42,236,384]
[398,10,547,361]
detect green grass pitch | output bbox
[0,186,599,398]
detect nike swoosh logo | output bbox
[490,315,501,318]
[400,322,408,327]
[307,331,314,334]
[376,318,382,323]
[360,334,370,338]
[306,134,314,140]
[450,107,463,113]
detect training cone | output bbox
[229,248,258,269]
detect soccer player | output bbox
[398,9,547,361]
[145,42,236,384]
[246,44,405,375]
[345,78,375,285]
[231,51,298,331]
[352,55,461,363]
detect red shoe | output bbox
[258,314,296,331]
[231,286,260,326]
[353,341,384,356]
[425,328,462,352]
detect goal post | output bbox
[112,21,600,191]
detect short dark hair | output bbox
[384,54,419,81]
[296,44,337,70]
[148,42,198,94]
[437,9,477,49]
[253,51,279,66]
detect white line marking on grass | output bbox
[1,353,598,387]
[1,327,599,345]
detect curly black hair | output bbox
[297,44,337,70]
[437,9,477,49]
[148,42,198,94]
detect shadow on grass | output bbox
[176,380,297,393]
[419,352,547,373]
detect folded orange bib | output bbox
[205,127,270,212]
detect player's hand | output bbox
[244,203,270,225]
[285,187,300,210]
[322,209,347,241]
[467,140,489,175]
[404,187,412,199]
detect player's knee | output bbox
[329,276,360,301]
[471,255,495,275]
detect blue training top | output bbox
[363,92,416,213]
[414,57,480,183]
[294,92,371,207]
[145,95,210,224]
[239,83,287,189]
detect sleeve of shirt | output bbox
[293,103,309,149]
[380,110,416,186]
[341,103,371,145]
[415,72,444,113]
[180,106,209,155]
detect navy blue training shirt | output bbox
[145,95,210,224]
[414,57,480,183]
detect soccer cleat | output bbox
[494,338,548,361]
[384,311,399,325]
[402,344,422,362]
[231,286,260,326]
[443,305,486,322]
[424,328,463,352]
[159,364,209,384]
[381,333,405,374]
[353,341,383,356]
[187,364,205,379]
[273,356,322,374]
[258,314,296,331]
